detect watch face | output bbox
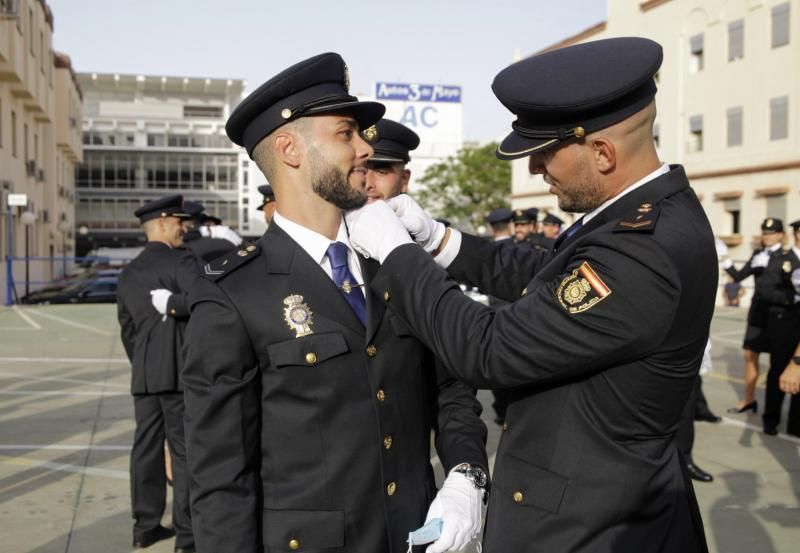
[469,468,488,488]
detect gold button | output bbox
[383,435,393,449]
[169,308,176,316]
[376,389,386,402]
[387,481,397,496]
[503,422,508,431]
[281,108,293,119]
[288,538,300,550]
[246,244,256,252]
[305,352,317,365]
[236,250,248,257]
[521,287,527,297]
[573,126,585,138]
[383,291,391,301]
[513,491,524,503]
[366,345,377,358]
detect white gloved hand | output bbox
[792,268,800,296]
[200,225,243,246]
[150,289,172,315]
[386,194,446,254]
[714,238,729,259]
[345,200,414,263]
[424,471,484,553]
[751,250,770,269]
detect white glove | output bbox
[792,268,800,296]
[751,251,770,269]
[386,194,446,254]
[424,471,484,553]
[345,200,414,263]
[714,238,729,259]
[200,225,243,246]
[150,289,172,315]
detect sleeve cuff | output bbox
[434,229,462,269]
[722,258,733,269]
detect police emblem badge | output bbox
[362,125,378,143]
[283,294,314,337]
[557,262,612,314]
[783,260,793,273]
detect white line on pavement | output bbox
[23,308,116,336]
[0,444,131,451]
[721,417,800,444]
[0,370,129,388]
[0,390,127,396]
[0,357,129,364]
[0,454,129,480]
[11,305,42,330]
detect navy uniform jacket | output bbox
[183,230,237,262]
[755,248,800,308]
[182,223,487,553]
[117,242,198,394]
[372,166,714,553]
[726,248,772,327]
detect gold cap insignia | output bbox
[343,63,350,92]
[362,125,378,142]
[573,126,585,138]
[783,260,792,273]
[766,218,774,227]
[281,108,292,119]
[283,294,314,338]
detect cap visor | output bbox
[306,100,386,130]
[369,154,406,163]
[496,130,561,161]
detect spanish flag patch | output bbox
[556,262,612,314]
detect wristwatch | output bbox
[452,463,489,500]
[792,355,800,365]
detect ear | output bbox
[400,168,411,193]
[590,137,616,174]
[274,131,303,169]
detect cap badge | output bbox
[281,108,293,119]
[573,126,586,138]
[283,294,314,338]
[343,63,350,92]
[766,218,774,227]
[362,125,378,142]
[783,261,793,273]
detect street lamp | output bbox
[20,210,36,298]
[57,220,71,276]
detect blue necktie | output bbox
[326,242,367,326]
[554,217,584,251]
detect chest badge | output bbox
[283,294,314,337]
[783,260,793,273]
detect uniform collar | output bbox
[582,162,670,225]
[272,210,355,267]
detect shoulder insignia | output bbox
[614,202,661,233]
[202,242,261,282]
[556,261,612,314]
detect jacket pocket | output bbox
[267,332,350,369]
[262,509,344,549]
[492,453,568,514]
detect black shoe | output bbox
[175,548,195,553]
[763,426,778,436]
[686,462,713,483]
[726,401,757,414]
[133,525,175,549]
[695,411,722,423]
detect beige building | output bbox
[512,0,799,266]
[0,0,83,302]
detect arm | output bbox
[373,235,680,390]
[117,292,135,361]
[183,275,262,553]
[724,251,758,282]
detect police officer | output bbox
[363,118,419,203]
[182,53,488,553]
[256,183,277,224]
[348,37,714,552]
[512,209,533,244]
[724,217,785,414]
[540,212,564,239]
[181,201,240,262]
[116,195,196,552]
[514,208,554,253]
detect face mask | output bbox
[407,517,443,550]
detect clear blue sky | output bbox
[48,0,606,143]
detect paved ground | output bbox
[0,304,798,552]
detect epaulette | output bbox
[613,202,661,233]
[202,243,260,282]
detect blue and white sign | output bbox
[375,82,462,103]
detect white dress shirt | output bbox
[272,211,364,286]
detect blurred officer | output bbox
[486,207,513,241]
[182,53,488,553]
[348,37,714,552]
[364,118,419,203]
[540,212,564,239]
[516,208,554,253]
[256,183,277,224]
[724,217,785,414]
[512,209,534,243]
[756,219,800,436]
[116,195,196,552]
[181,201,240,263]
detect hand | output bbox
[201,225,243,246]
[150,289,172,315]
[424,471,483,553]
[714,238,729,260]
[791,268,800,295]
[751,251,770,269]
[386,195,446,254]
[780,362,800,395]
[345,200,414,263]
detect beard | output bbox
[308,148,367,210]
[552,156,605,213]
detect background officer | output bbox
[182,53,488,553]
[256,183,277,224]
[364,118,419,202]
[540,212,564,239]
[181,201,240,262]
[348,37,714,553]
[116,195,196,552]
[512,208,534,244]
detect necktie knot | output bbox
[326,242,350,269]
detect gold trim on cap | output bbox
[281,108,292,119]
[497,138,560,158]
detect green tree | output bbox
[416,142,511,233]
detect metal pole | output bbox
[5,206,13,306]
[24,225,30,298]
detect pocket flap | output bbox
[262,509,344,549]
[267,332,350,368]
[492,453,568,514]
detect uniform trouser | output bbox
[677,377,699,457]
[764,309,800,435]
[491,390,510,421]
[131,393,193,548]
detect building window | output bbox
[39,32,44,72]
[0,98,3,149]
[29,8,34,54]
[727,107,743,147]
[183,105,223,119]
[772,2,791,48]
[24,123,28,161]
[688,115,703,152]
[766,194,787,221]
[728,210,741,235]
[728,19,744,61]
[770,96,789,140]
[34,133,38,162]
[689,34,704,72]
[11,110,16,157]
